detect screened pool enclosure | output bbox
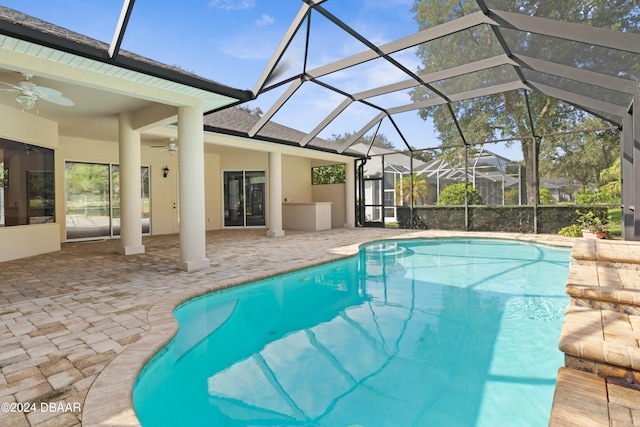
[234,0,639,238]
[0,0,638,238]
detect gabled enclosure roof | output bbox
[0,1,637,158]
[246,0,639,155]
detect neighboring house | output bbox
[349,144,525,223]
[347,143,431,222]
[0,7,357,266]
[539,178,581,203]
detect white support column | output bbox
[177,104,210,271]
[118,112,145,255]
[345,160,356,228]
[267,151,285,237]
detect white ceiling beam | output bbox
[512,54,637,94]
[300,97,352,146]
[252,5,310,95]
[306,11,492,80]
[338,112,386,153]
[108,0,135,59]
[387,81,527,115]
[488,9,640,54]
[249,78,303,137]
[353,54,516,101]
[526,81,626,119]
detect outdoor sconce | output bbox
[163,166,169,178]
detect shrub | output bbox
[504,187,520,205]
[575,188,596,204]
[539,187,555,205]
[436,183,482,205]
[558,224,582,237]
[576,187,621,205]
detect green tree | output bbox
[436,183,482,206]
[312,164,345,185]
[539,117,619,188]
[235,105,264,117]
[410,148,435,163]
[411,0,637,204]
[328,131,396,150]
[599,157,621,196]
[395,173,432,206]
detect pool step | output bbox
[559,305,640,382]
[571,239,640,266]
[566,263,640,315]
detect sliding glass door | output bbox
[65,161,150,240]
[65,162,110,239]
[223,170,265,227]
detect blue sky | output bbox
[0,0,525,159]
[0,0,417,90]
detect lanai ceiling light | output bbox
[0,73,74,111]
[16,92,37,110]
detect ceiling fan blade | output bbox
[41,95,74,106]
[32,85,63,97]
[0,81,20,90]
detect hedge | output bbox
[396,205,611,234]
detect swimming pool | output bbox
[133,238,570,426]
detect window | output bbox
[311,164,345,185]
[0,139,55,227]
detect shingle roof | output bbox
[0,6,251,100]
[203,107,361,156]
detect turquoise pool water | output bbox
[133,238,570,426]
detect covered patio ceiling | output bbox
[242,0,639,155]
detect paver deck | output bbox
[0,228,620,426]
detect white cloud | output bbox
[256,14,274,27]
[209,0,255,11]
[217,36,274,61]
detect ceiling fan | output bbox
[151,138,178,154]
[0,73,74,111]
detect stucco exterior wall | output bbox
[282,155,312,203]
[0,104,61,262]
[0,103,59,149]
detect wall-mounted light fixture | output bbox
[163,166,169,178]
